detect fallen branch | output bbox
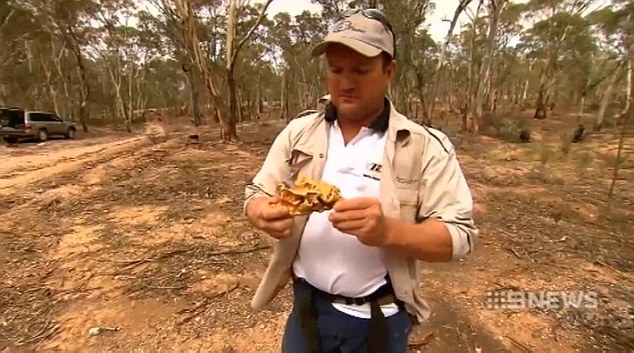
[112,248,191,270]
[18,312,60,345]
[594,260,629,279]
[113,245,268,270]
[505,247,522,259]
[207,244,271,257]
[145,285,187,290]
[506,335,532,352]
[60,286,104,296]
[112,257,152,265]
[24,324,60,344]
[176,282,240,326]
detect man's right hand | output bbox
[246,196,295,239]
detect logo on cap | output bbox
[332,20,366,34]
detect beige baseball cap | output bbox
[310,11,395,58]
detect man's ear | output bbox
[386,60,396,80]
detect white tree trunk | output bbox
[595,62,624,130]
[475,0,506,125]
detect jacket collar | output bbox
[293,97,413,154]
[324,97,390,133]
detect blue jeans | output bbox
[282,281,412,353]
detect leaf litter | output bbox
[0,119,632,352]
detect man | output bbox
[244,9,477,353]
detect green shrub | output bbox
[481,113,531,143]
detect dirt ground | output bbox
[0,113,632,353]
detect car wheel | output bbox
[66,127,76,139]
[38,129,48,142]
[2,136,18,144]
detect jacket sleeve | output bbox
[418,131,478,260]
[243,124,293,214]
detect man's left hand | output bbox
[328,197,389,247]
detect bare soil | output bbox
[0,113,632,353]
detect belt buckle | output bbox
[351,297,367,306]
[340,296,367,306]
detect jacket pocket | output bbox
[395,187,419,221]
[287,149,313,181]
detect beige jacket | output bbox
[244,101,477,323]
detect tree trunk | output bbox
[237,85,245,122]
[463,0,484,131]
[175,0,227,133]
[474,0,505,132]
[224,71,239,139]
[224,0,239,141]
[448,69,455,111]
[40,46,60,116]
[520,60,534,109]
[256,78,263,116]
[533,25,571,120]
[135,70,144,114]
[184,65,202,125]
[128,69,133,127]
[222,0,272,140]
[577,93,586,123]
[53,43,72,120]
[106,55,129,132]
[136,78,144,114]
[534,68,549,119]
[427,0,473,121]
[545,72,557,111]
[607,101,632,203]
[281,72,288,121]
[65,25,89,132]
[621,57,633,123]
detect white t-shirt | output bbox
[292,122,399,318]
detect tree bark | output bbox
[66,24,90,132]
[39,42,60,116]
[621,57,633,123]
[52,42,72,120]
[427,0,473,122]
[225,0,239,140]
[281,72,288,121]
[607,96,632,203]
[174,0,226,134]
[463,0,484,131]
[224,0,273,141]
[533,25,570,120]
[520,60,534,109]
[474,0,506,132]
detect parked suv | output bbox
[0,107,77,143]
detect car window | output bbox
[32,113,60,122]
[29,113,49,122]
[1,109,25,127]
[49,114,62,122]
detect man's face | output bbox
[324,44,395,121]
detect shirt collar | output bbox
[324,97,390,133]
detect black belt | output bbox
[293,276,401,353]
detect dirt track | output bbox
[0,119,632,352]
[0,136,148,195]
